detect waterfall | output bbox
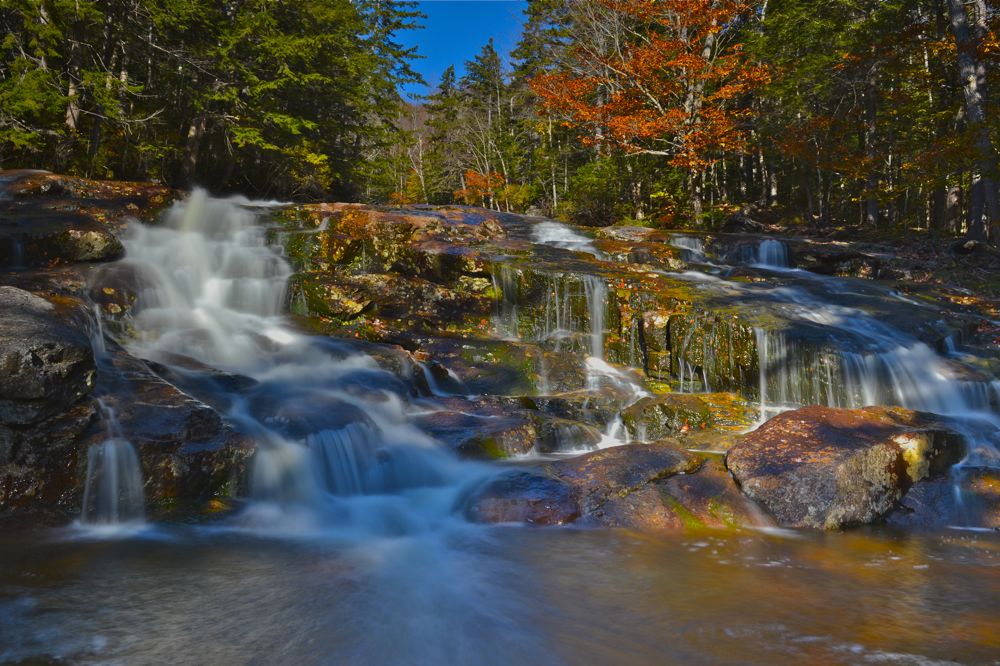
[755,240,789,268]
[754,322,996,421]
[491,266,607,357]
[532,221,603,257]
[670,235,707,263]
[87,303,108,361]
[116,190,484,528]
[583,275,607,360]
[80,401,145,525]
[491,265,520,341]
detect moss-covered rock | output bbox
[667,311,758,393]
[622,394,715,441]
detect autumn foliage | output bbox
[531,0,769,171]
[454,170,507,206]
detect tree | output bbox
[531,0,769,218]
[946,0,999,240]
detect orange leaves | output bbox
[454,170,506,206]
[531,0,766,171]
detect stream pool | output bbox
[1,525,998,664]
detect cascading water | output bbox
[532,221,604,258]
[670,235,708,263]
[749,285,998,422]
[79,400,145,526]
[117,190,486,531]
[755,239,789,268]
[522,221,646,446]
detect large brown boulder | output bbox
[727,406,965,529]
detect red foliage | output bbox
[531,0,768,170]
[454,170,506,206]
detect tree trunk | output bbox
[863,86,879,227]
[689,171,703,220]
[181,113,208,186]
[946,0,1000,241]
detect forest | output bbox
[2,0,998,238]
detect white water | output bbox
[670,235,708,263]
[523,224,647,447]
[755,239,789,268]
[79,401,144,526]
[117,190,492,535]
[532,221,603,257]
[747,281,998,426]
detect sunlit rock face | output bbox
[727,406,965,529]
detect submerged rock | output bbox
[467,442,717,527]
[727,406,965,529]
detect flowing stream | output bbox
[118,190,489,529]
[79,400,144,527]
[3,195,1000,663]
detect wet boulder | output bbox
[521,389,630,427]
[465,470,580,525]
[593,455,766,530]
[727,406,965,530]
[549,442,701,517]
[533,415,604,453]
[887,466,1000,530]
[92,349,255,516]
[0,287,96,514]
[0,287,95,424]
[415,397,538,459]
[290,270,494,343]
[418,337,588,396]
[622,393,715,441]
[466,442,704,527]
[787,239,893,279]
[1,171,173,270]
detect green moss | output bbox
[660,492,705,529]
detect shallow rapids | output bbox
[112,190,495,536]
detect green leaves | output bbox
[0,0,423,197]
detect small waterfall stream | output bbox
[80,400,145,526]
[755,239,789,268]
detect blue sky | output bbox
[398,1,529,100]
